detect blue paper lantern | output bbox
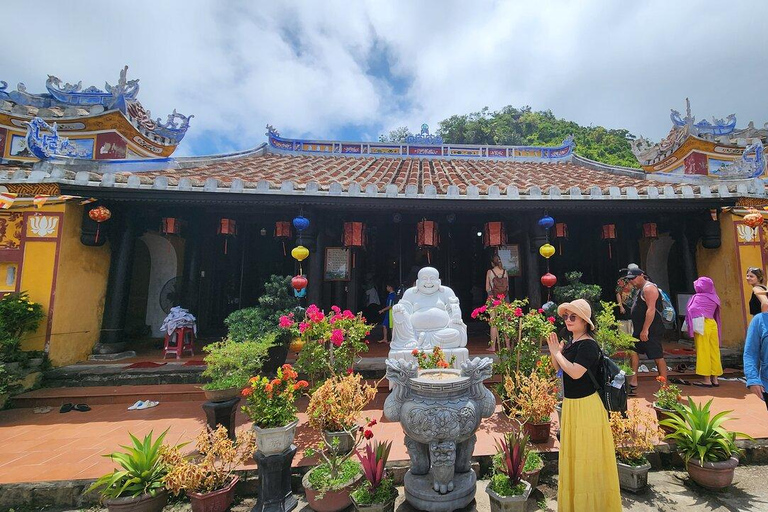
[538,216,555,230]
[293,215,310,232]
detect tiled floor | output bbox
[0,380,765,485]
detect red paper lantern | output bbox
[555,223,568,239]
[744,209,764,228]
[540,273,557,288]
[343,222,366,248]
[642,222,658,239]
[274,221,292,239]
[601,224,616,240]
[88,206,111,243]
[217,218,237,254]
[483,222,507,248]
[161,217,180,235]
[416,220,440,248]
[292,275,308,291]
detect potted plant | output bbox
[593,300,637,358]
[503,371,558,444]
[201,334,274,402]
[242,363,308,455]
[486,429,532,512]
[164,425,255,512]
[350,440,397,512]
[307,372,377,455]
[609,404,661,492]
[520,450,544,489]
[660,398,753,490]
[653,376,682,434]
[86,429,177,512]
[303,420,374,512]
[412,346,456,369]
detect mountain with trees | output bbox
[379,106,641,168]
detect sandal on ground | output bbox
[712,381,720,387]
[74,404,91,412]
[59,403,73,413]
[669,378,690,386]
[136,400,159,410]
[692,381,713,388]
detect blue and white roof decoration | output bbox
[25,117,90,159]
[265,125,576,161]
[670,98,737,136]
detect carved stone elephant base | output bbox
[404,470,476,512]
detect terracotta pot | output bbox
[187,476,239,512]
[203,387,241,403]
[523,420,551,444]
[652,403,677,435]
[351,488,398,512]
[303,469,363,512]
[686,457,739,490]
[323,429,355,455]
[617,460,650,492]
[486,480,532,512]
[521,466,542,489]
[289,337,305,353]
[104,490,168,512]
[253,419,299,455]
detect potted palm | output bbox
[609,405,661,492]
[201,335,273,402]
[164,425,256,512]
[242,363,308,455]
[306,372,377,455]
[653,376,682,434]
[350,440,397,512]
[504,372,558,444]
[660,398,753,490]
[486,429,532,512]
[86,430,177,512]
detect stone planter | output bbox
[384,358,496,512]
[253,419,299,456]
[485,480,532,512]
[617,460,651,492]
[652,403,677,435]
[187,476,239,512]
[323,429,355,455]
[203,387,241,403]
[104,490,168,512]
[686,457,739,490]
[351,488,398,512]
[302,468,363,512]
[523,420,551,444]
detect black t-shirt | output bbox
[750,286,767,315]
[631,283,665,339]
[561,338,601,399]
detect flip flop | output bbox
[136,400,159,410]
[33,406,52,414]
[712,382,720,387]
[128,400,144,411]
[669,378,690,386]
[59,403,73,413]
[74,404,91,412]
[692,382,713,388]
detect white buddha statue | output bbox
[391,267,467,350]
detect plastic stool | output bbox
[163,326,195,359]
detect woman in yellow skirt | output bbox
[685,276,723,387]
[547,299,622,512]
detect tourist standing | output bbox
[744,312,768,412]
[377,284,396,344]
[485,254,508,352]
[685,277,723,387]
[547,299,621,512]
[746,267,768,315]
[626,268,667,396]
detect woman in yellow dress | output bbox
[547,298,622,512]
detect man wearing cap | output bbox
[626,268,667,395]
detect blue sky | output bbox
[1,1,767,157]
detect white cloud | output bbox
[1,0,766,155]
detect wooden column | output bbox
[524,219,543,307]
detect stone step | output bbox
[42,362,206,388]
[11,383,207,408]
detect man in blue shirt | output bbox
[744,313,768,410]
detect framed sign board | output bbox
[324,247,351,281]
[497,245,521,276]
[676,293,693,317]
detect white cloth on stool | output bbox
[160,306,197,336]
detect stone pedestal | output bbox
[252,445,298,512]
[387,348,469,389]
[202,397,240,440]
[404,470,476,512]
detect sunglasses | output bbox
[561,313,579,322]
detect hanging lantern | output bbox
[538,215,555,230]
[416,219,439,264]
[744,209,764,228]
[601,224,617,259]
[540,273,557,288]
[483,221,507,248]
[554,223,568,254]
[293,215,310,233]
[217,218,237,254]
[275,221,292,255]
[291,245,309,262]
[291,274,308,291]
[161,217,180,235]
[88,206,111,243]
[539,243,556,259]
[343,222,366,248]
[642,222,658,239]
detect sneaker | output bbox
[128,400,144,410]
[638,364,649,373]
[136,400,159,410]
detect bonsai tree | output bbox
[201,334,275,391]
[224,274,300,345]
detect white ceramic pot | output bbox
[252,419,299,455]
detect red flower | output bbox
[347,368,354,375]
[270,378,281,387]
[547,316,556,324]
[412,349,419,356]
[297,380,309,388]
[492,300,501,306]
[363,429,374,440]
[656,376,667,384]
[496,293,505,299]
[513,308,523,317]
[538,308,544,314]
[367,419,378,427]
[241,387,253,397]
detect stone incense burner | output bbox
[384,357,495,512]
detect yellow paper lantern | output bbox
[539,243,556,259]
[291,245,309,262]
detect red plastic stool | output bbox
[163,326,195,359]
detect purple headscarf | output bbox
[685,277,721,341]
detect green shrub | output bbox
[0,292,45,338]
[202,334,275,390]
[552,272,602,309]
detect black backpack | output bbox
[586,349,628,417]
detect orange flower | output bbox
[270,378,281,387]
[656,376,667,384]
[297,380,309,389]
[265,383,273,393]
[241,387,253,397]
[249,376,259,384]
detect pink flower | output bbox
[547,316,556,324]
[278,315,294,328]
[538,308,544,314]
[513,308,523,317]
[299,322,309,333]
[478,305,487,313]
[331,305,341,314]
[330,329,344,347]
[329,315,339,324]
[492,300,501,306]
[342,309,355,319]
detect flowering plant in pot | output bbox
[653,376,682,433]
[201,334,274,401]
[521,450,544,489]
[242,363,308,455]
[660,397,753,490]
[86,429,180,512]
[164,425,255,512]
[307,372,377,455]
[350,440,397,512]
[286,304,372,385]
[486,428,532,512]
[411,346,456,369]
[609,404,661,492]
[503,371,558,443]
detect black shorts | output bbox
[632,338,664,360]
